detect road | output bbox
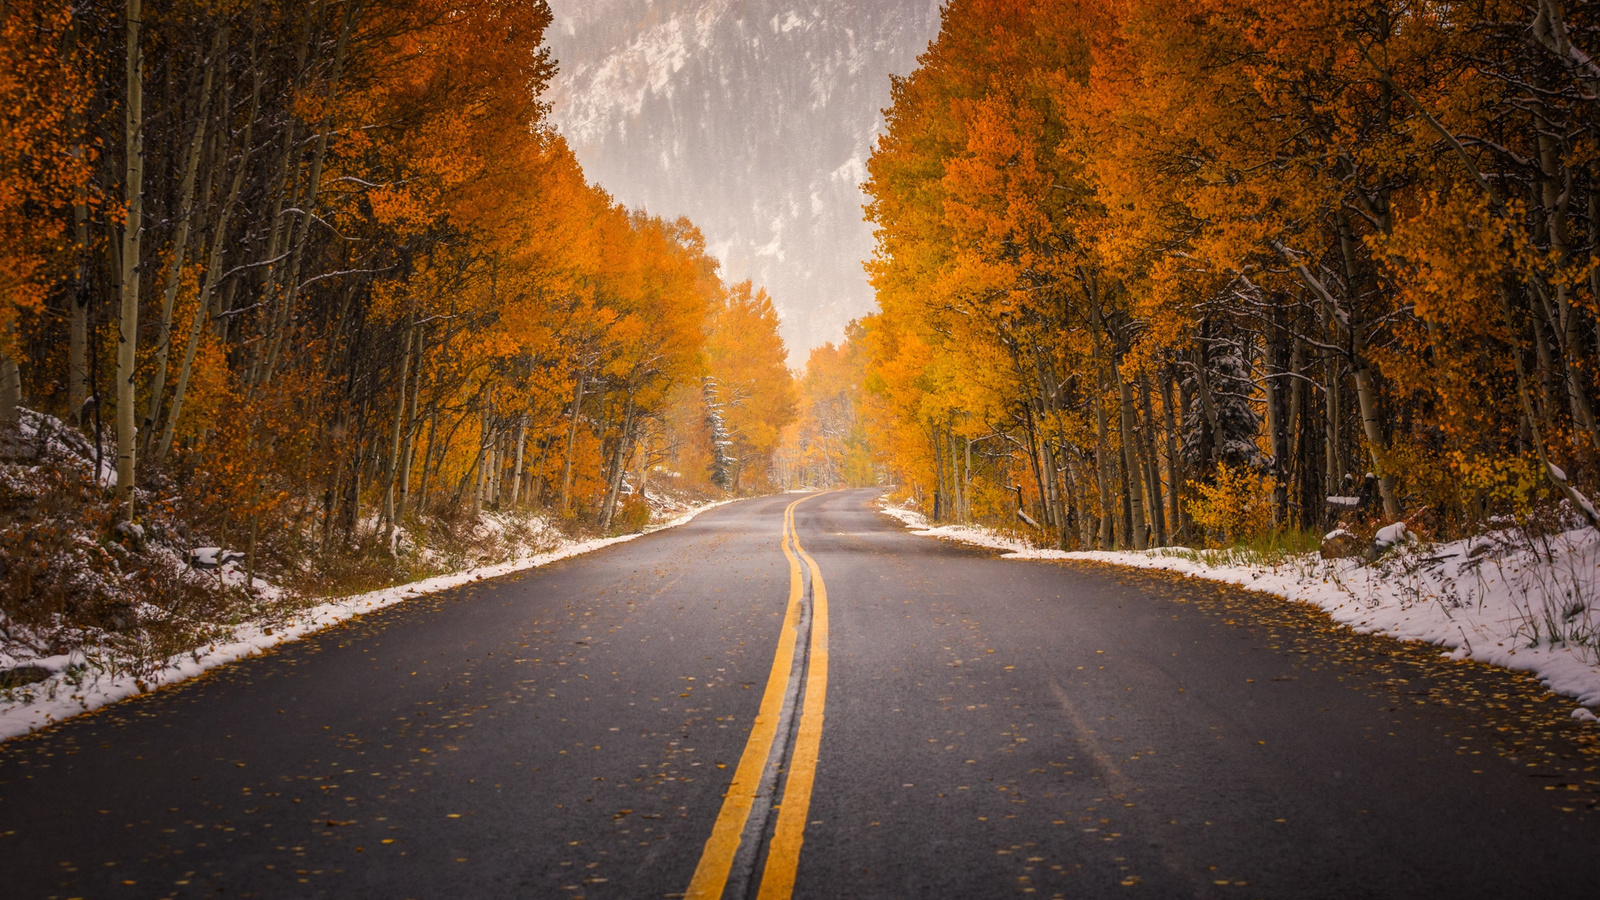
[2,489,1598,899]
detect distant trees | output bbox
[862,0,1600,546]
[703,281,797,492]
[780,321,876,489]
[0,0,795,571]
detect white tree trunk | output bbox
[115,0,144,520]
[509,416,527,507]
[560,370,586,512]
[381,321,414,550]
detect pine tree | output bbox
[703,376,734,489]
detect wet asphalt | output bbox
[2,488,1598,899]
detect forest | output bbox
[856,0,1600,551]
[0,0,795,650]
[6,0,1600,672]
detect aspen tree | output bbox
[114,0,143,519]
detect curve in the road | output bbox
[687,492,832,900]
[758,494,830,899]
[6,488,1600,899]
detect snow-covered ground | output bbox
[0,500,730,742]
[880,503,1600,721]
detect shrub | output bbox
[612,495,652,534]
[1188,462,1273,546]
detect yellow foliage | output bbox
[1188,463,1273,546]
[1451,453,1543,517]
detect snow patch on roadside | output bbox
[879,501,1600,718]
[0,500,730,743]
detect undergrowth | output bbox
[1154,526,1326,568]
[0,410,710,690]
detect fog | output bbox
[546,0,943,364]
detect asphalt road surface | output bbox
[3,489,1598,899]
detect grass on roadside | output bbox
[1152,526,1326,568]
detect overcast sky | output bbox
[544,0,943,365]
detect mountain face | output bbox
[545,0,944,362]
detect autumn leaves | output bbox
[0,0,796,576]
[858,0,1600,547]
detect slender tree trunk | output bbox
[963,436,973,524]
[471,408,489,518]
[115,0,145,520]
[1534,131,1600,450]
[1190,340,1223,472]
[1141,425,1164,547]
[245,513,258,595]
[508,415,527,508]
[1590,187,1600,366]
[601,394,636,531]
[1161,363,1184,542]
[1117,373,1148,550]
[636,432,650,500]
[1499,283,1600,530]
[141,30,218,455]
[341,436,365,545]
[494,428,509,506]
[0,355,18,428]
[418,403,440,512]
[381,319,413,550]
[1351,365,1401,518]
[159,20,260,463]
[258,6,357,386]
[560,370,586,513]
[1117,453,1132,548]
[1322,306,1343,496]
[69,160,90,427]
[1287,337,1306,527]
[1040,435,1061,532]
[1089,301,1115,549]
[532,440,551,506]
[396,330,425,522]
[1263,328,1289,527]
[1139,374,1167,546]
[1329,215,1402,518]
[65,6,91,428]
[950,428,963,524]
[1066,452,1093,549]
[486,432,499,508]
[258,120,299,318]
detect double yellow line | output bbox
[685,494,830,900]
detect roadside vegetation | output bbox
[846,0,1600,676]
[0,1,794,689]
[851,0,1600,552]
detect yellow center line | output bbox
[756,507,829,899]
[683,495,810,900]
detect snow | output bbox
[880,501,1600,718]
[545,1,946,363]
[0,500,732,743]
[1373,521,1409,548]
[187,547,246,569]
[15,408,116,487]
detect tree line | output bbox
[0,0,795,581]
[859,0,1600,548]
